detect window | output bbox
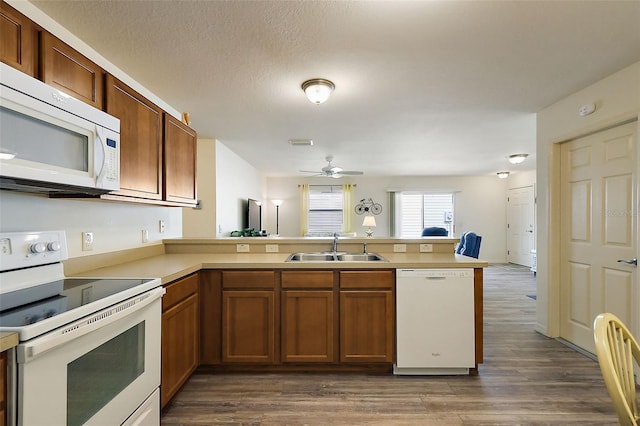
[307,185,344,234]
[397,192,454,237]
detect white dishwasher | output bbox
[394,268,475,375]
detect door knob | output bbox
[617,258,638,266]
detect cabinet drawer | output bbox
[281,271,334,289]
[163,274,198,311]
[339,270,394,289]
[222,271,275,289]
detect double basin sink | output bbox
[286,252,388,262]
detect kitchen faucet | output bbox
[332,233,339,253]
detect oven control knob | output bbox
[47,241,61,252]
[29,242,47,253]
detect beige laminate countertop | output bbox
[69,252,487,284]
[0,331,19,352]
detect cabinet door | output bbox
[0,1,37,76]
[40,32,104,109]
[340,290,394,363]
[106,75,163,200]
[163,113,197,205]
[282,290,335,363]
[222,290,275,363]
[161,274,199,408]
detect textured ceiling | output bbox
[28,0,640,177]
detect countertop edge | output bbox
[0,331,19,352]
[67,253,488,284]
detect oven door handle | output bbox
[19,286,165,363]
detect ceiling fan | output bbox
[300,155,364,178]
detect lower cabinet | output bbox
[281,271,336,363]
[339,271,395,363]
[199,269,396,368]
[161,273,199,408]
[1,350,6,426]
[221,271,277,363]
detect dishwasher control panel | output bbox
[396,268,473,279]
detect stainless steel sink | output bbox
[286,253,339,261]
[336,253,387,262]
[286,252,387,262]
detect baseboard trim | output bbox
[555,338,597,361]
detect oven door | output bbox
[15,287,163,426]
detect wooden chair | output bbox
[593,313,640,425]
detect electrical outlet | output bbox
[420,243,433,253]
[236,244,250,253]
[393,244,407,253]
[142,229,149,243]
[159,220,165,233]
[82,232,94,251]
[265,244,279,253]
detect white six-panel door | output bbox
[560,121,637,354]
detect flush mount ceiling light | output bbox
[496,171,510,179]
[301,78,335,104]
[508,153,528,164]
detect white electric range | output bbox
[0,230,164,426]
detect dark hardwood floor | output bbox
[161,264,618,425]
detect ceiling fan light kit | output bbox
[300,155,364,178]
[302,78,335,104]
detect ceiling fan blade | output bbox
[338,171,364,175]
[299,170,322,173]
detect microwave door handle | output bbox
[95,125,107,187]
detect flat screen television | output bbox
[247,198,261,231]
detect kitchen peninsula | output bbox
[64,237,486,408]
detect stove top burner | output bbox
[0,277,159,340]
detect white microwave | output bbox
[0,62,120,194]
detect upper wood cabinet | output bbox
[105,74,163,201]
[0,1,37,77]
[40,32,104,109]
[163,113,197,205]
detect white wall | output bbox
[536,61,640,337]
[215,141,266,237]
[0,191,182,258]
[183,138,217,237]
[266,174,529,263]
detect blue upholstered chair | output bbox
[421,227,448,237]
[456,231,482,258]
